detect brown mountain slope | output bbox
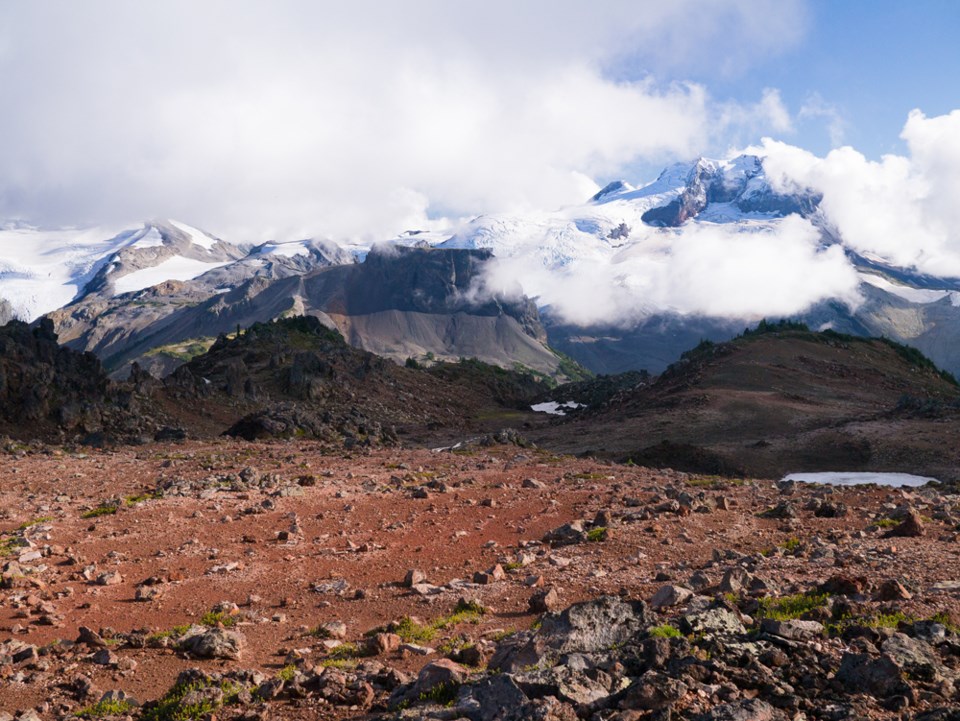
[159,315,547,446]
[529,327,960,480]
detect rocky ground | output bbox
[2,438,960,720]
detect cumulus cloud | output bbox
[758,109,960,276]
[0,0,804,242]
[481,214,862,326]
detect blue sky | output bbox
[706,0,960,158]
[0,0,956,240]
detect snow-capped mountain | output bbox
[6,153,960,381]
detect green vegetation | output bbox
[433,599,486,630]
[648,624,682,639]
[502,561,524,572]
[125,492,161,506]
[586,526,608,542]
[0,536,21,558]
[874,518,899,528]
[17,516,53,530]
[418,681,461,706]
[931,612,960,634]
[865,611,913,629]
[551,348,594,383]
[81,503,119,519]
[74,698,135,718]
[756,592,828,621]
[317,657,360,670]
[277,665,297,682]
[878,336,959,386]
[146,337,219,363]
[740,319,810,337]
[141,679,242,721]
[572,471,606,480]
[780,537,802,553]
[395,617,437,644]
[384,600,487,645]
[199,610,238,628]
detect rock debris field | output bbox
[2,440,960,720]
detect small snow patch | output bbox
[781,472,937,488]
[531,401,584,416]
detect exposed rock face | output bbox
[49,245,564,380]
[640,156,820,228]
[0,318,161,442]
[490,596,654,673]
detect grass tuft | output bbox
[199,611,237,628]
[757,592,828,621]
[586,526,608,542]
[648,624,682,639]
[74,699,135,718]
[81,504,119,519]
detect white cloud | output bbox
[0,0,806,242]
[758,109,960,276]
[481,214,862,326]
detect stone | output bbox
[819,574,868,597]
[317,621,347,639]
[90,649,117,666]
[457,674,528,721]
[719,567,751,594]
[77,626,107,647]
[703,699,786,720]
[884,510,925,538]
[620,671,688,711]
[403,569,426,587]
[882,633,945,682]
[761,501,797,519]
[411,658,466,697]
[650,585,692,610]
[835,652,906,697]
[529,588,561,614]
[759,619,825,641]
[875,579,913,601]
[688,570,713,591]
[400,643,434,656]
[95,571,122,586]
[491,596,653,673]
[679,606,746,639]
[179,628,245,660]
[367,632,401,655]
[12,646,37,664]
[542,521,587,547]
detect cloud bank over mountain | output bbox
[0,0,803,242]
[759,109,960,276]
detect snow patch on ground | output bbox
[112,256,230,296]
[169,220,218,250]
[860,272,960,306]
[258,240,312,258]
[131,226,164,249]
[530,401,585,416]
[0,224,141,320]
[781,471,937,487]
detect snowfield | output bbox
[111,256,232,296]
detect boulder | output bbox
[179,628,245,660]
